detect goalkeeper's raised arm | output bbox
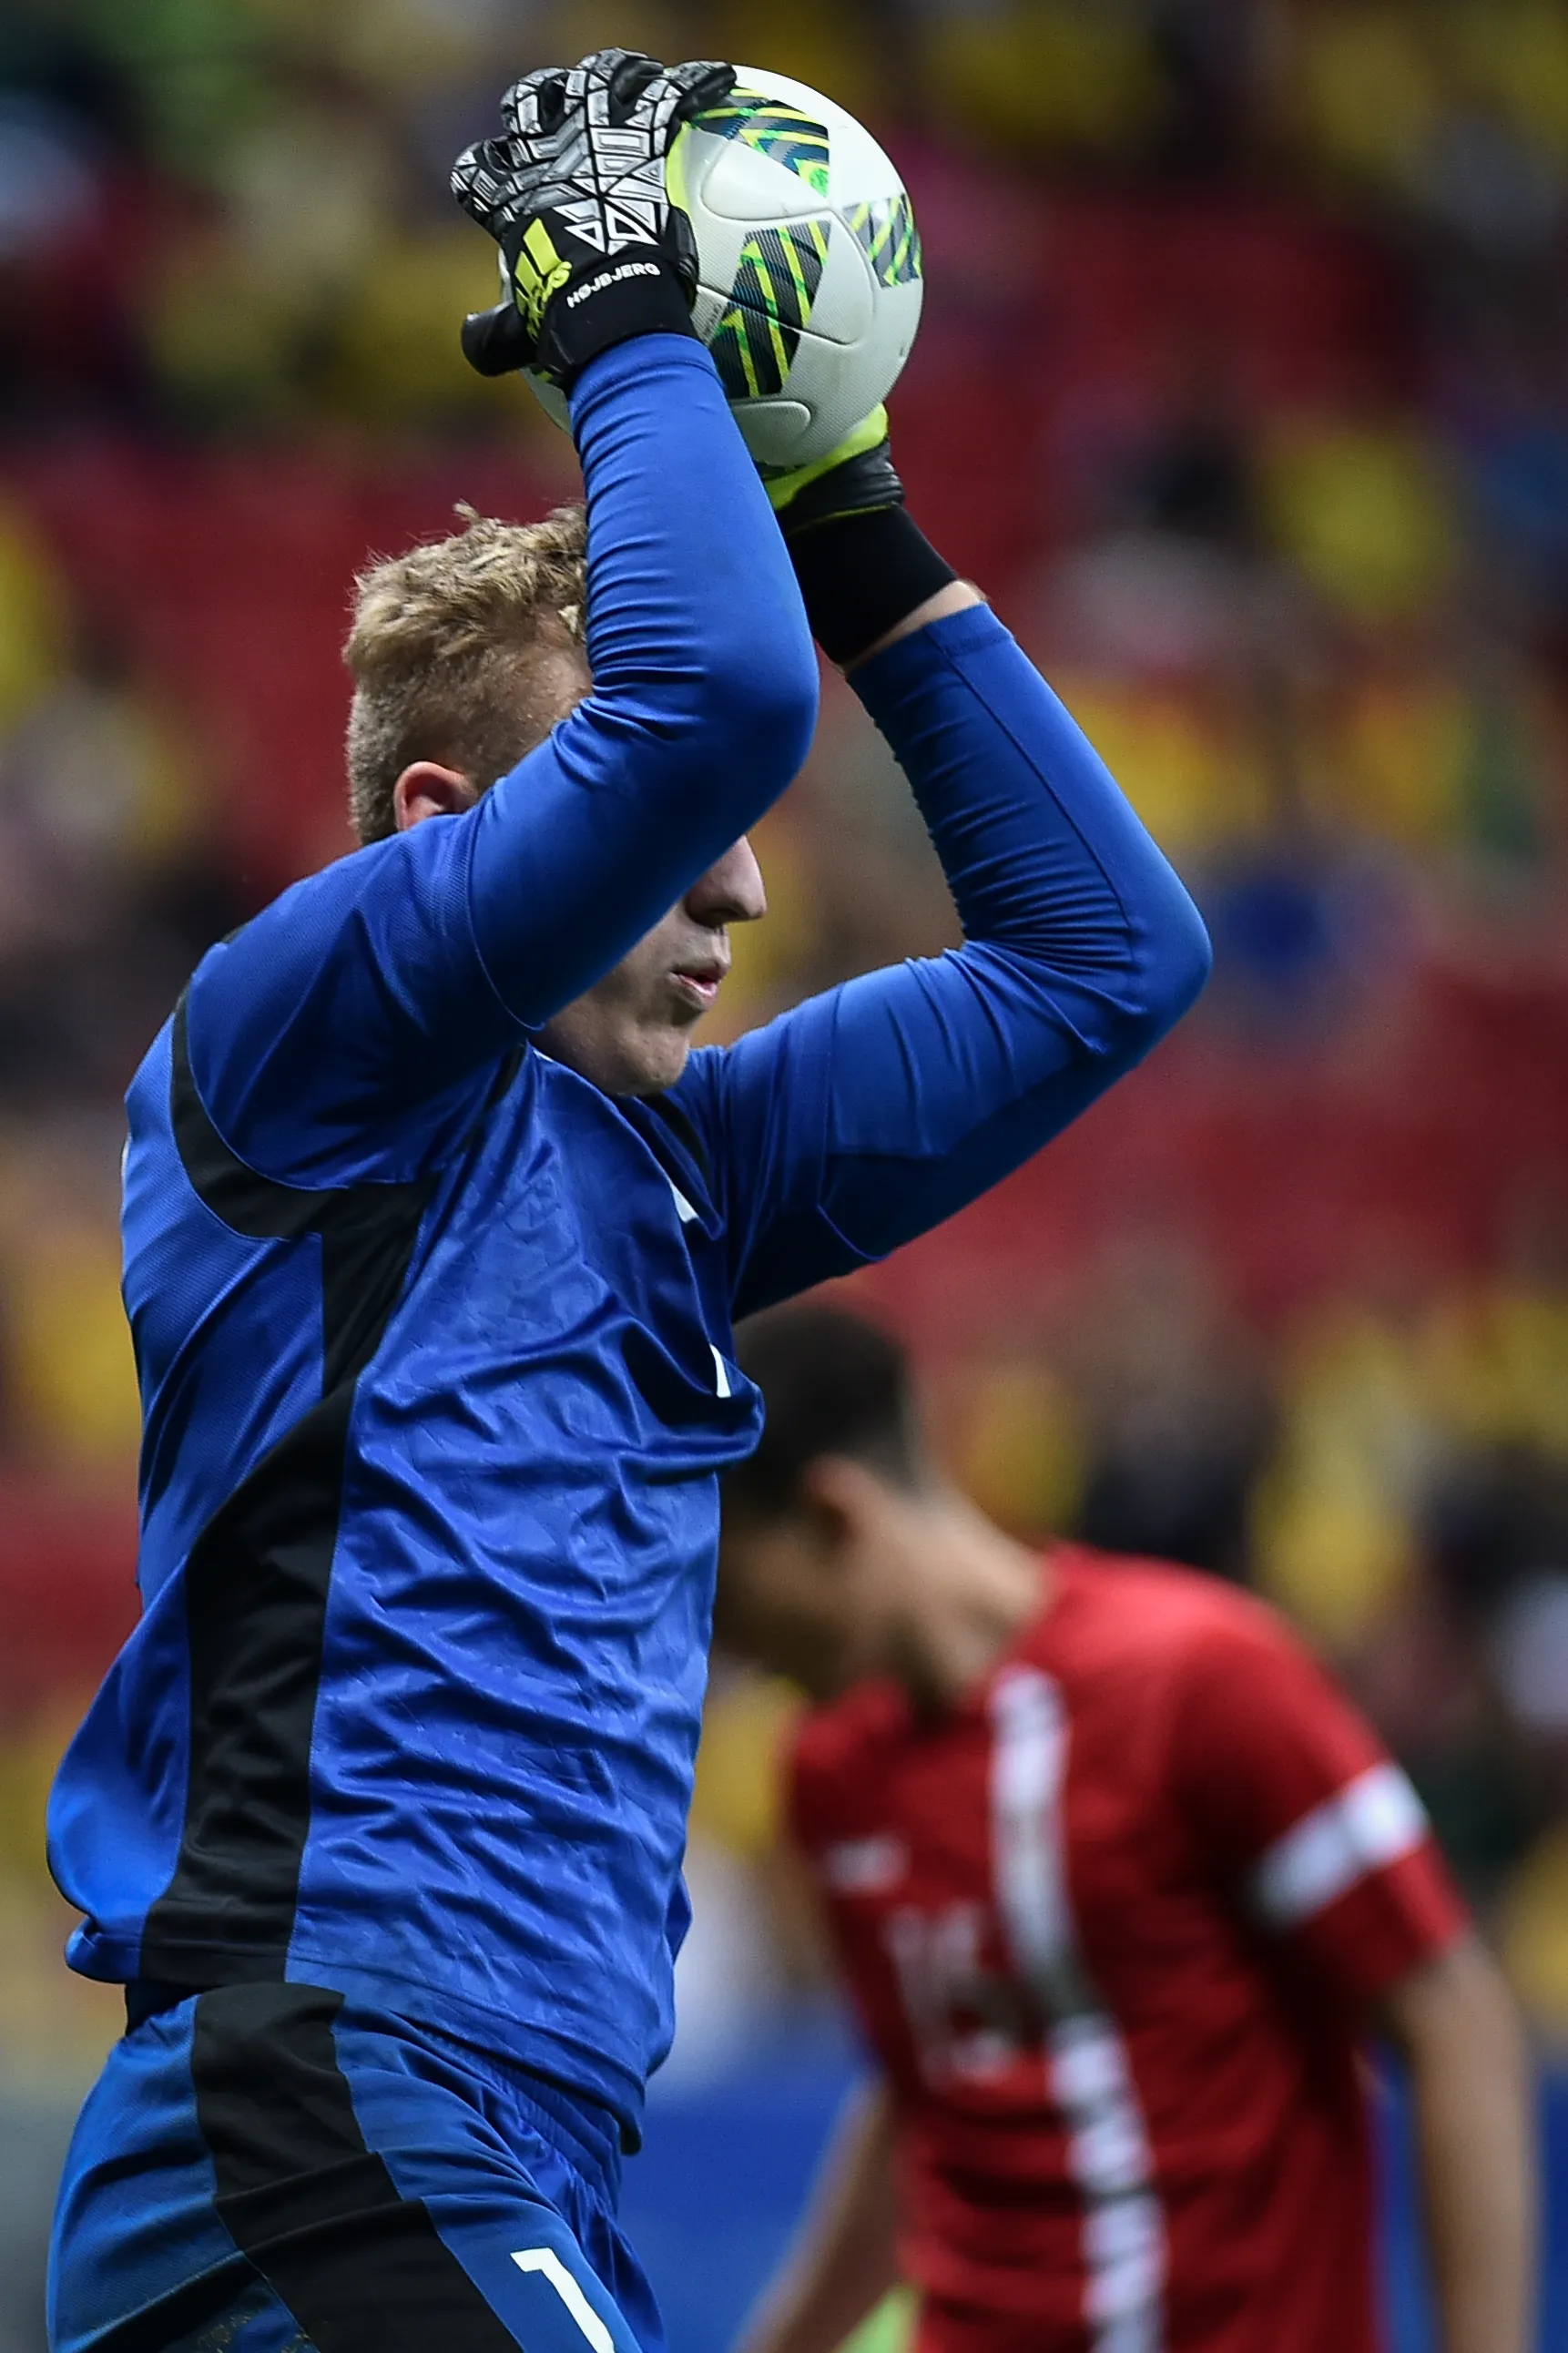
[674,413,1213,1310]
[179,48,819,1184]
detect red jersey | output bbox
[788,1548,1466,2353]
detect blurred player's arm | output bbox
[1175,1602,1536,2353]
[735,2080,900,2353]
[1378,1933,1535,2353]
[674,419,1212,1310]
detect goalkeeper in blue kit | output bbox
[46,50,1211,2353]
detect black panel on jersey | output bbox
[191,1983,522,2350]
[170,997,335,1239]
[140,1386,357,1979]
[143,1001,436,1979]
[317,1176,433,1392]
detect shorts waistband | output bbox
[124,1978,626,2196]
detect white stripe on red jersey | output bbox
[990,1666,1165,2353]
[1248,1761,1428,1930]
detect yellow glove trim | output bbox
[513,219,573,337]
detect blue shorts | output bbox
[49,1983,665,2353]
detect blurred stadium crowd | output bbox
[1,0,1567,2118]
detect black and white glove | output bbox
[453,46,734,389]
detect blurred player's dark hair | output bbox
[728,1308,923,1517]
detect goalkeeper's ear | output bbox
[392,761,478,834]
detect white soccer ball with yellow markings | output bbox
[525,67,924,472]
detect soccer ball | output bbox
[526,67,924,471]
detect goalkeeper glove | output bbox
[763,406,902,530]
[766,407,957,667]
[453,46,734,389]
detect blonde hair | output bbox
[344,503,588,844]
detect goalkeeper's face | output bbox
[537,836,768,1095]
[393,657,767,1096]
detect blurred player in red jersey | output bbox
[716,1309,1536,2353]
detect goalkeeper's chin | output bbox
[628,969,722,1095]
[535,964,724,1099]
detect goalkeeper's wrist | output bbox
[786,505,958,668]
[535,253,698,389]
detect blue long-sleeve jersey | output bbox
[46,336,1209,2139]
